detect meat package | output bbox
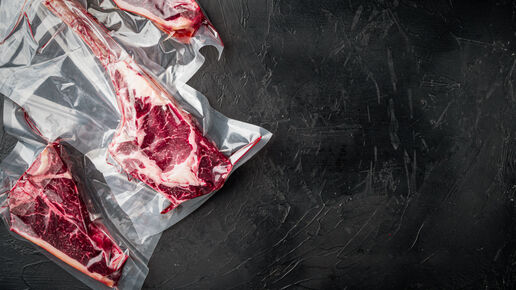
[8,142,128,287]
[112,0,210,43]
[0,0,271,288]
[44,0,233,214]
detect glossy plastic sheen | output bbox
[0,0,271,240]
[44,0,233,214]
[9,143,128,287]
[0,99,156,290]
[112,0,207,43]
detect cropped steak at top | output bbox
[112,0,206,43]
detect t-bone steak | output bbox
[43,0,233,213]
[8,143,128,287]
[112,0,207,43]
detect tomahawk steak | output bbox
[112,0,206,43]
[44,0,233,213]
[8,143,128,287]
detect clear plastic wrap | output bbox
[0,0,271,240]
[86,0,224,84]
[0,98,160,290]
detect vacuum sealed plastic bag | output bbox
[0,0,271,239]
[8,142,128,287]
[45,0,235,215]
[0,99,160,290]
[86,0,223,84]
[111,0,217,44]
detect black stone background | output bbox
[2,0,516,289]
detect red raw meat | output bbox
[8,143,128,287]
[112,0,206,43]
[43,0,233,213]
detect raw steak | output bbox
[8,143,128,287]
[44,0,233,213]
[112,0,206,43]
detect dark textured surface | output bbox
[2,0,516,289]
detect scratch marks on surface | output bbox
[351,5,363,31]
[271,258,304,284]
[386,9,410,50]
[387,48,398,92]
[451,33,496,48]
[337,208,379,257]
[504,57,516,101]
[388,99,401,150]
[408,222,425,250]
[331,41,347,57]
[368,72,382,104]
[408,88,413,119]
[280,276,329,290]
[420,250,439,264]
[240,0,250,29]
[433,101,452,129]
[273,205,327,248]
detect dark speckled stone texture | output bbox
[2,0,516,288]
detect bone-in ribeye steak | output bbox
[8,143,128,287]
[112,0,205,43]
[43,0,233,213]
